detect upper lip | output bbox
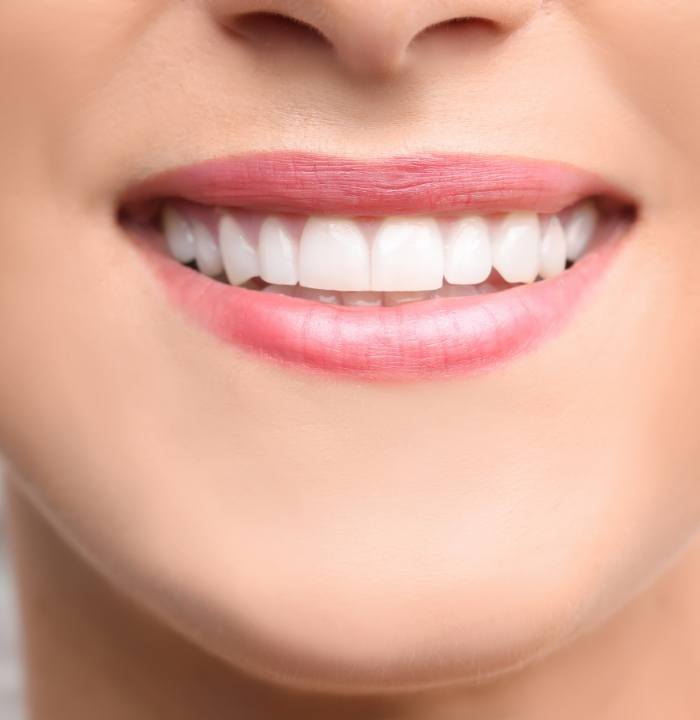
[121,152,632,219]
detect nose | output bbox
[208,0,541,77]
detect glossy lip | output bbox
[124,152,634,381]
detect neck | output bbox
[6,481,700,720]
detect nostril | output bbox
[414,15,497,43]
[225,11,330,48]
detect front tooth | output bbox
[491,211,540,284]
[539,216,567,279]
[299,217,370,291]
[371,217,444,292]
[564,202,598,261]
[219,213,260,286]
[259,217,299,286]
[163,206,196,263]
[444,215,492,285]
[192,221,224,277]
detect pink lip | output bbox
[126,152,632,380]
[123,152,626,217]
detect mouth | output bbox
[121,152,636,380]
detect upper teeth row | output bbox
[163,204,599,292]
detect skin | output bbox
[1,0,700,716]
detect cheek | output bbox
[0,2,169,189]
[567,0,700,156]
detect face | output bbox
[1,0,699,692]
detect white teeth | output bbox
[163,207,196,263]
[564,201,598,261]
[299,217,370,291]
[192,221,224,277]
[259,217,299,286]
[164,200,602,296]
[491,211,540,284]
[538,216,567,279]
[219,213,260,286]
[444,215,493,285]
[372,217,444,292]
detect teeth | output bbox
[192,221,224,277]
[220,213,260,286]
[299,217,371,291]
[162,200,603,298]
[564,201,598,261]
[372,217,444,292]
[297,287,342,305]
[491,211,540,284]
[262,284,298,298]
[538,216,567,279]
[441,283,483,298]
[444,215,493,285]
[342,292,382,307]
[259,217,299,286]
[163,207,196,263]
[384,291,433,306]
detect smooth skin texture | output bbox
[1,0,700,716]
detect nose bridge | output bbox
[209,0,542,77]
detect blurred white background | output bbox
[0,467,25,720]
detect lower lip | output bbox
[139,229,622,381]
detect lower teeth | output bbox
[256,279,511,306]
[187,261,518,306]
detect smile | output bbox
[122,153,635,380]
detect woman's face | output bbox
[1,0,700,691]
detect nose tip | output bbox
[331,0,541,77]
[209,0,542,78]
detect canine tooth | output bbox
[192,221,223,277]
[444,216,492,285]
[372,217,444,292]
[163,207,196,263]
[492,211,540,283]
[299,217,370,291]
[297,287,342,304]
[342,292,382,307]
[219,214,260,286]
[259,217,299,286]
[539,216,567,279]
[565,202,598,261]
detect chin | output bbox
[114,539,587,691]
[65,467,627,693]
